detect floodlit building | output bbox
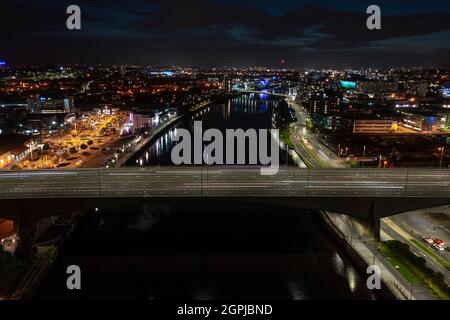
[400,112,441,132]
[27,95,75,114]
[0,134,35,168]
[353,119,398,134]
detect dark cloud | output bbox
[1,0,450,67]
[132,1,450,49]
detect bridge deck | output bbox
[0,167,449,200]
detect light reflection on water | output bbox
[128,94,280,166]
[36,204,380,300]
[332,252,345,276]
[285,279,309,300]
[34,94,382,300]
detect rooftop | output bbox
[0,134,33,155]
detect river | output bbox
[36,94,377,300]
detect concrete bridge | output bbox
[1,167,450,237]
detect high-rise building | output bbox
[223,75,232,94]
[27,95,75,114]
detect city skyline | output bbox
[2,0,450,68]
[2,1,450,304]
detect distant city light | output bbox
[340,81,357,90]
[443,88,450,98]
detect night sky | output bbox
[2,0,450,68]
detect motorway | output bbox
[1,167,450,200]
[289,102,346,168]
[388,208,450,268]
[328,212,434,300]
[287,99,449,299]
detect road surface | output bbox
[1,167,450,200]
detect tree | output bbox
[80,144,88,150]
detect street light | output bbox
[362,145,366,168]
[438,146,445,169]
[410,278,415,300]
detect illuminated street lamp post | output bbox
[362,145,366,168]
[410,278,415,300]
[439,146,445,169]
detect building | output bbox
[223,75,232,94]
[401,80,428,97]
[400,112,441,132]
[353,119,398,134]
[0,134,35,168]
[358,79,399,95]
[27,95,75,114]
[94,104,120,115]
[128,110,157,130]
[303,91,343,115]
[0,105,28,122]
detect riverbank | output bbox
[114,94,241,167]
[8,211,87,300]
[319,212,409,300]
[286,99,417,299]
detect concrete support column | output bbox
[349,201,380,241]
[14,210,35,239]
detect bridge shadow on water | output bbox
[35,200,380,300]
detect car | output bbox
[423,236,434,244]
[434,239,445,246]
[75,160,84,167]
[432,244,445,251]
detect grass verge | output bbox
[380,240,450,300]
[280,127,295,149]
[410,239,450,271]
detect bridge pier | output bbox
[353,216,380,242]
[14,210,35,239]
[346,201,380,242]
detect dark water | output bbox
[36,202,377,300]
[36,94,377,300]
[126,93,290,166]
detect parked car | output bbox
[433,239,445,246]
[423,236,434,244]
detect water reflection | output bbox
[128,94,281,166]
[36,203,380,300]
